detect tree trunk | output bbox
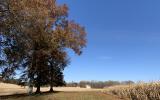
[35,85,41,94]
[49,75,54,92]
[49,86,54,92]
[49,63,54,92]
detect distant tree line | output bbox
[0,74,21,85]
[0,77,20,85]
[0,76,66,88]
[66,80,135,89]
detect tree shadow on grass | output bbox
[0,91,61,100]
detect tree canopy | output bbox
[0,0,86,93]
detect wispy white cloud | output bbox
[98,56,112,60]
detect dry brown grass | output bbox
[0,83,103,96]
[0,83,27,96]
[2,92,123,100]
[0,83,124,100]
[104,81,160,100]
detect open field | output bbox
[1,82,160,100]
[0,83,124,100]
[1,92,125,100]
[0,83,103,95]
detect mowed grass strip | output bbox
[3,92,123,100]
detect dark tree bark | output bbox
[49,86,54,92]
[49,63,54,92]
[35,73,41,94]
[35,85,41,94]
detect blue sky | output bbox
[58,0,160,82]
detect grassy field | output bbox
[1,92,125,100]
[3,82,160,100]
[105,81,160,100]
[0,83,123,100]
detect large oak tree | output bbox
[0,0,86,93]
